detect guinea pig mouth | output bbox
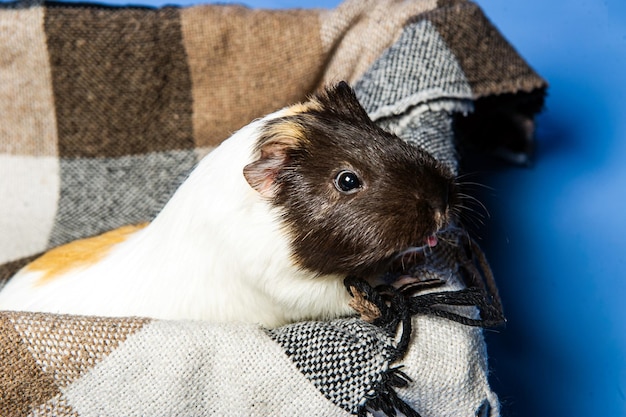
[425,234,438,248]
[362,234,442,288]
[387,234,438,272]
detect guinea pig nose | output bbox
[431,187,449,215]
[433,208,445,227]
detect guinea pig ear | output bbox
[243,139,294,198]
[315,81,372,123]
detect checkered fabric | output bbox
[0,0,546,415]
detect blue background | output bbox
[18,0,626,415]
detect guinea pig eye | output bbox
[334,170,362,194]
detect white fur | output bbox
[0,110,355,328]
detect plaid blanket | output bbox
[0,0,546,415]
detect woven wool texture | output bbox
[0,0,546,415]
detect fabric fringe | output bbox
[345,231,505,416]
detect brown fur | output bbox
[245,82,457,280]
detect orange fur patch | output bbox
[265,122,307,146]
[259,99,322,148]
[283,99,322,116]
[29,223,148,285]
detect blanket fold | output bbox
[0,0,546,415]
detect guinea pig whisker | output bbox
[457,192,490,213]
[458,209,486,229]
[456,204,486,223]
[459,193,491,217]
[454,180,494,192]
[454,172,494,191]
[394,246,426,259]
[451,198,485,218]
[454,172,480,181]
[435,233,456,247]
[388,246,428,274]
[440,225,468,242]
[452,205,487,235]
[448,205,465,221]
[456,192,491,220]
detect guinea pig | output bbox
[0,82,457,328]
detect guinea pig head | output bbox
[243,82,457,280]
